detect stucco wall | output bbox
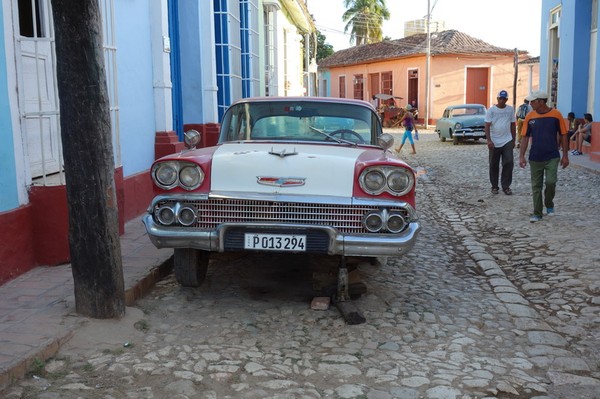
[0,2,19,212]
[540,0,599,118]
[325,54,539,121]
[115,0,159,177]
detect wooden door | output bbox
[466,67,489,107]
[14,0,61,178]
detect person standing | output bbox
[395,105,417,154]
[515,98,532,148]
[485,90,516,195]
[518,91,569,223]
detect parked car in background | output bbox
[143,97,421,288]
[435,104,487,145]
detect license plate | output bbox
[244,233,306,251]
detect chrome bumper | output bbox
[453,130,486,138]
[143,215,421,257]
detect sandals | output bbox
[491,188,499,194]
[503,188,513,195]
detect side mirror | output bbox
[377,133,394,150]
[184,129,201,149]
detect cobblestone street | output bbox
[5,131,600,399]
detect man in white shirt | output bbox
[485,90,517,195]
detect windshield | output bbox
[219,100,382,145]
[450,106,486,117]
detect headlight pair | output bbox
[152,162,204,190]
[363,209,407,233]
[155,202,197,226]
[359,166,414,196]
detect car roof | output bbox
[446,104,486,109]
[229,96,374,109]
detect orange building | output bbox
[318,30,540,126]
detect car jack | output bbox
[334,257,366,325]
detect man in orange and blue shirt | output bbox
[518,91,569,223]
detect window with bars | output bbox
[100,0,120,166]
[381,71,392,95]
[240,0,260,98]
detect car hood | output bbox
[210,142,369,196]
[453,115,485,126]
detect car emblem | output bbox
[257,177,306,187]
[268,147,298,157]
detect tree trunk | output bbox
[51,0,125,318]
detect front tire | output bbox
[174,248,209,287]
[453,135,459,145]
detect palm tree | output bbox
[342,0,390,46]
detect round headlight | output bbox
[178,205,197,226]
[362,169,386,193]
[387,169,412,195]
[156,205,175,225]
[154,163,178,188]
[454,122,463,130]
[386,213,407,233]
[363,211,384,232]
[179,165,204,190]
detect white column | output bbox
[199,1,218,122]
[149,0,173,131]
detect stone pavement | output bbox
[0,218,173,391]
[0,131,599,394]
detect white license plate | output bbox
[244,233,307,251]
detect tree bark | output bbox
[51,0,125,318]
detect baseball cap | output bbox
[497,90,508,99]
[525,91,549,101]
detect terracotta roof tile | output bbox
[318,30,520,68]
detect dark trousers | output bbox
[489,141,514,190]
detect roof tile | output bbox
[318,30,519,68]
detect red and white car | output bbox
[143,97,421,287]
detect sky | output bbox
[305,0,542,57]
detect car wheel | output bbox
[453,135,459,145]
[174,248,209,287]
[440,135,446,142]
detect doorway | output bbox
[466,67,489,107]
[14,0,61,178]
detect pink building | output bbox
[318,30,539,126]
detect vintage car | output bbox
[435,104,487,145]
[143,97,421,289]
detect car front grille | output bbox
[155,198,410,234]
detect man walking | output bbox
[518,91,569,223]
[485,90,516,195]
[515,98,532,148]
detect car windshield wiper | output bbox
[308,126,356,146]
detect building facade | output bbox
[539,0,600,161]
[0,0,315,284]
[318,30,539,125]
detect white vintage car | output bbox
[143,97,421,288]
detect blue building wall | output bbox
[115,0,157,177]
[541,0,599,118]
[0,5,19,211]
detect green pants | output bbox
[529,158,559,217]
